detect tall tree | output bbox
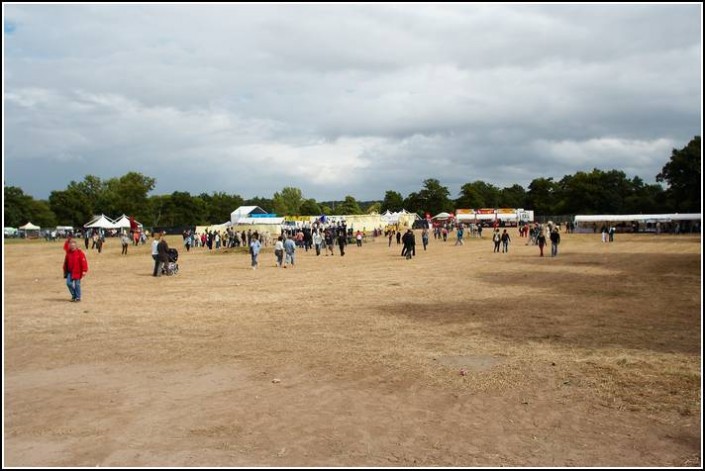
[49,187,93,227]
[338,195,363,215]
[4,186,31,227]
[526,177,557,214]
[381,190,405,212]
[4,186,57,227]
[300,198,322,216]
[499,184,527,208]
[273,187,304,216]
[244,196,274,213]
[456,181,500,209]
[199,192,244,223]
[656,136,701,212]
[417,178,453,215]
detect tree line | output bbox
[4,136,700,228]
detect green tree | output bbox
[4,186,31,227]
[273,187,304,216]
[366,202,382,214]
[499,184,527,208]
[27,199,57,227]
[417,178,453,215]
[49,187,93,227]
[244,196,274,213]
[4,186,57,227]
[199,192,244,223]
[299,198,322,216]
[403,192,422,214]
[107,172,156,221]
[338,195,363,214]
[456,181,500,209]
[526,177,557,215]
[381,191,404,212]
[656,136,701,212]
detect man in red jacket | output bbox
[63,239,88,302]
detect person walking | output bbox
[313,231,323,256]
[501,229,511,253]
[121,233,130,255]
[249,234,261,269]
[157,231,170,276]
[151,232,161,276]
[537,228,547,257]
[492,230,501,253]
[284,235,297,267]
[63,239,88,302]
[324,230,335,256]
[355,230,363,247]
[396,230,402,246]
[550,227,560,257]
[337,229,347,257]
[455,224,464,246]
[274,236,285,267]
[421,228,429,251]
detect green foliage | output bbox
[5,137,698,229]
[4,186,56,227]
[457,181,500,209]
[273,187,304,216]
[4,186,30,227]
[526,177,557,214]
[415,178,453,215]
[337,195,363,215]
[499,184,527,208]
[381,191,405,212]
[198,192,244,223]
[244,196,274,214]
[366,202,382,214]
[657,136,701,212]
[49,188,92,226]
[299,198,322,216]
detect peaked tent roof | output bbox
[231,206,269,225]
[84,214,118,229]
[19,222,41,230]
[113,214,143,229]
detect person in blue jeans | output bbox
[63,239,88,302]
[250,235,261,269]
[501,229,511,253]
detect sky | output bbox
[3,3,702,201]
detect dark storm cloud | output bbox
[3,4,701,201]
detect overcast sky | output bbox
[3,3,702,201]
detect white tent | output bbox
[84,214,118,229]
[113,214,143,229]
[574,213,701,223]
[432,212,453,220]
[19,222,41,230]
[230,206,279,225]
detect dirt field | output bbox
[3,231,702,467]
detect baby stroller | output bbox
[162,248,179,276]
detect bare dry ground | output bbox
[3,231,702,467]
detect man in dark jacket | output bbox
[156,231,170,277]
[550,228,560,257]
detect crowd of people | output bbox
[63,215,688,302]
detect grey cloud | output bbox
[3,4,701,202]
